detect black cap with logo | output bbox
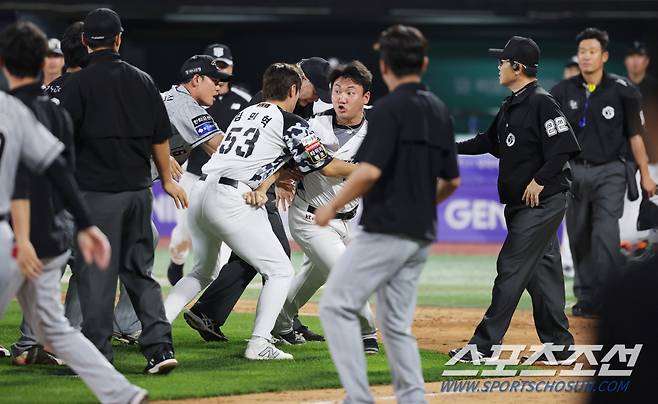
[180,55,233,82]
[626,41,648,57]
[299,57,331,103]
[488,36,540,73]
[204,44,233,66]
[83,8,123,41]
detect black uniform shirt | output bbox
[60,49,172,192]
[356,82,459,241]
[11,83,75,257]
[459,81,581,205]
[187,89,250,176]
[44,72,73,100]
[551,72,643,164]
[637,73,658,106]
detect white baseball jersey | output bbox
[298,112,367,213]
[202,102,332,189]
[0,92,64,213]
[161,85,221,163]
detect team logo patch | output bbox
[602,106,615,120]
[506,133,515,147]
[192,114,219,137]
[301,134,328,163]
[569,100,578,110]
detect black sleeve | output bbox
[621,85,645,137]
[12,163,31,200]
[457,112,500,156]
[355,101,398,170]
[58,76,84,134]
[439,144,460,180]
[535,94,581,183]
[44,156,93,229]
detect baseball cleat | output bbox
[275,331,306,345]
[448,347,491,364]
[167,261,184,286]
[295,325,325,341]
[112,329,141,345]
[12,346,65,366]
[183,308,228,342]
[144,349,178,375]
[363,337,379,355]
[245,338,293,360]
[0,345,9,358]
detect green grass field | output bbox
[0,249,572,402]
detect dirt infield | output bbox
[156,301,598,403]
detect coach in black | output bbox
[60,8,187,374]
[450,36,580,363]
[551,28,657,318]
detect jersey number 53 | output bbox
[218,126,260,158]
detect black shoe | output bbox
[572,302,600,319]
[167,261,184,286]
[295,325,325,342]
[0,345,9,358]
[183,308,228,342]
[144,349,178,375]
[363,337,379,355]
[275,331,306,345]
[448,347,491,363]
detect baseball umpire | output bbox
[316,25,460,403]
[551,28,657,318]
[450,36,580,364]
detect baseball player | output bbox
[315,25,460,403]
[164,63,357,360]
[272,61,378,353]
[0,21,148,403]
[166,44,246,286]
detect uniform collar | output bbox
[505,80,537,106]
[8,82,44,98]
[573,70,614,91]
[393,82,427,93]
[88,49,121,65]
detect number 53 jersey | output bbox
[202,102,333,189]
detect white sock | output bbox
[164,276,202,323]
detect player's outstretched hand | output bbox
[243,190,268,208]
[275,180,296,211]
[314,204,336,227]
[77,226,111,270]
[522,178,544,208]
[169,156,183,182]
[163,180,189,209]
[279,168,304,182]
[16,240,43,281]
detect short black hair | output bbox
[85,35,115,50]
[262,63,302,101]
[61,21,87,68]
[576,27,609,51]
[0,21,48,78]
[375,24,427,77]
[329,60,373,93]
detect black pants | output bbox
[192,199,292,326]
[470,192,574,354]
[567,161,626,309]
[76,189,172,362]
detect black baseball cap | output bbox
[47,38,63,56]
[299,57,331,103]
[83,8,123,41]
[626,41,648,57]
[204,43,233,66]
[180,55,232,82]
[488,36,540,70]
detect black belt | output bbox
[199,174,239,189]
[573,158,604,167]
[306,205,357,221]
